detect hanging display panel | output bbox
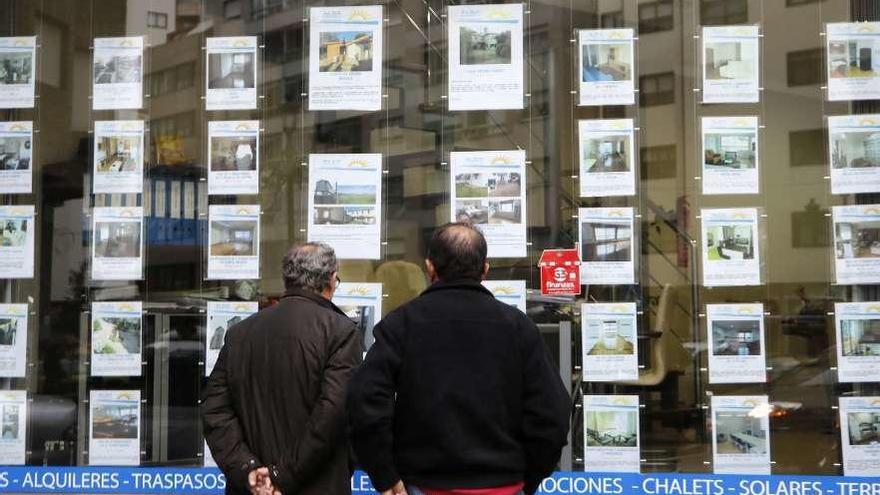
[92,37,143,110]
[577,28,635,107]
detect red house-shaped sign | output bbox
[538,249,581,296]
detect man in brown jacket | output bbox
[202,243,361,495]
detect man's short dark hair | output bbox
[427,223,487,282]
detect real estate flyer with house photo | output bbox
[581,302,639,382]
[579,119,635,198]
[578,29,635,106]
[583,394,640,473]
[0,390,26,465]
[702,25,760,104]
[839,396,880,476]
[92,37,143,110]
[332,283,382,353]
[0,121,33,194]
[0,304,28,378]
[91,206,144,281]
[711,395,771,475]
[205,301,259,376]
[828,114,880,194]
[208,204,260,280]
[827,22,880,102]
[701,116,759,195]
[834,302,880,383]
[706,303,766,384]
[578,207,635,285]
[93,120,144,194]
[0,205,35,279]
[309,6,383,112]
[482,280,526,313]
[91,301,142,377]
[451,150,526,258]
[832,204,880,284]
[89,389,141,466]
[308,153,382,259]
[701,208,761,287]
[205,36,257,110]
[447,4,523,111]
[208,120,259,196]
[0,37,36,109]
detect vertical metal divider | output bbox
[196,0,209,467]
[299,2,309,247]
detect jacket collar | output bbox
[282,287,348,317]
[421,279,493,297]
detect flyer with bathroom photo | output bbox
[208,204,260,280]
[832,204,880,284]
[482,279,526,313]
[711,395,770,475]
[92,37,143,110]
[578,29,635,106]
[0,205,35,279]
[701,208,761,287]
[839,396,880,476]
[89,390,141,466]
[581,302,639,382]
[91,301,142,377]
[333,282,383,353]
[91,206,144,281]
[706,303,766,384]
[0,37,36,109]
[579,119,635,197]
[828,114,880,194]
[827,22,880,101]
[834,302,880,383]
[578,207,635,285]
[0,121,33,194]
[583,394,640,473]
[0,304,28,378]
[205,36,258,110]
[702,25,760,103]
[0,390,26,465]
[93,120,144,194]
[205,301,258,376]
[208,120,260,195]
[701,116,759,195]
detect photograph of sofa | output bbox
[704,132,756,170]
[829,40,877,79]
[582,43,631,82]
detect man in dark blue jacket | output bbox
[348,223,570,495]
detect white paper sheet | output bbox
[578,29,635,106]
[0,390,26,465]
[208,121,260,196]
[203,440,217,468]
[701,116,759,195]
[706,303,766,384]
[701,208,761,287]
[307,153,382,259]
[839,396,880,476]
[205,37,257,110]
[205,301,258,376]
[711,395,771,475]
[333,283,383,353]
[91,207,144,281]
[833,205,880,284]
[450,150,527,258]
[0,121,32,194]
[583,395,640,473]
[89,390,141,466]
[91,301,142,377]
[581,302,639,382]
[834,302,880,383]
[93,120,144,194]
[447,4,524,111]
[208,204,260,280]
[0,304,28,378]
[579,119,635,197]
[827,22,880,101]
[482,280,527,313]
[0,205,35,279]
[93,37,143,110]
[579,207,635,285]
[0,37,36,109]
[309,6,383,111]
[828,114,880,194]
[702,25,760,103]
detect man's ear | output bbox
[425,259,436,279]
[481,262,490,280]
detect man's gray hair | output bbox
[281,242,339,292]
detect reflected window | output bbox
[601,11,625,29]
[640,145,677,180]
[640,72,675,106]
[224,0,242,19]
[147,11,168,29]
[787,48,824,87]
[787,0,824,5]
[639,1,674,34]
[700,0,747,25]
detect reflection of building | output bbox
[314,180,338,204]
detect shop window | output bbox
[147,11,168,29]
[176,63,195,91]
[638,1,674,34]
[787,0,824,5]
[700,0,747,25]
[223,0,242,19]
[601,11,625,28]
[640,145,677,180]
[639,72,675,106]
[787,48,824,86]
[789,128,825,167]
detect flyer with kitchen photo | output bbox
[706,303,766,384]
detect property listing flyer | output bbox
[309,6,383,111]
[308,153,382,259]
[482,279,527,313]
[828,114,880,194]
[205,37,258,110]
[583,395,640,473]
[578,29,635,106]
[578,207,635,285]
[0,390,26,465]
[839,396,880,476]
[89,390,141,466]
[0,205,35,279]
[0,37,36,109]
[833,204,880,284]
[333,283,382,353]
[93,120,144,194]
[91,301,142,377]
[706,303,766,384]
[701,116,759,195]
[702,25,760,103]
[711,395,771,475]
[208,204,260,280]
[91,207,144,281]
[0,121,33,194]
[0,304,27,378]
[579,119,635,197]
[581,302,639,382]
[447,4,524,111]
[834,302,880,383]
[208,121,259,195]
[451,150,526,258]
[701,208,761,287]
[827,22,880,101]
[205,301,258,376]
[92,37,143,110]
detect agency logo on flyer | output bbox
[539,249,580,296]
